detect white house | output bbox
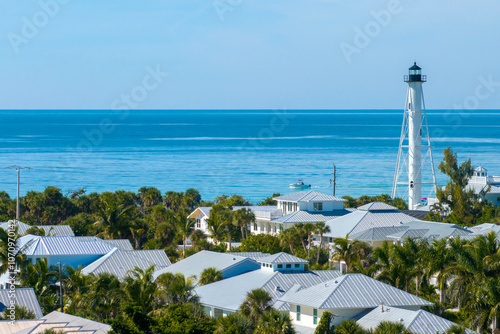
[278,273,433,331]
[466,166,500,206]
[188,191,351,237]
[194,252,341,318]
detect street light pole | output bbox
[4,166,31,221]
[58,261,64,313]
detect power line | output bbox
[4,166,32,220]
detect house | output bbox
[225,252,271,260]
[152,250,261,283]
[322,202,416,247]
[0,311,111,334]
[189,191,351,237]
[0,220,74,236]
[354,305,472,334]
[82,248,171,280]
[0,288,43,319]
[194,253,341,317]
[386,220,473,243]
[278,273,433,331]
[16,235,115,268]
[466,166,500,206]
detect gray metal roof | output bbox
[195,269,341,312]
[9,311,112,334]
[349,226,408,242]
[357,202,398,211]
[272,210,350,224]
[274,191,346,203]
[75,237,134,251]
[355,305,458,334]
[0,288,43,319]
[324,210,415,239]
[258,252,308,264]
[387,221,473,241]
[226,252,271,260]
[82,249,171,280]
[152,250,259,282]
[18,236,115,256]
[0,221,74,237]
[278,273,433,309]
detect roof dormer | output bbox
[257,252,308,272]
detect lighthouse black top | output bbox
[405,62,427,82]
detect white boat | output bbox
[289,180,311,189]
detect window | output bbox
[279,225,283,232]
[296,305,301,321]
[254,223,258,230]
[313,202,323,211]
[313,309,318,324]
[196,219,201,229]
[294,263,300,268]
[277,264,283,269]
[261,263,265,267]
[286,264,292,269]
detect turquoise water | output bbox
[0,110,499,203]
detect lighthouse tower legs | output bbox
[408,82,422,210]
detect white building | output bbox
[467,166,500,206]
[188,191,350,236]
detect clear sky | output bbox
[1,0,499,109]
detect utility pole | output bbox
[330,164,337,197]
[58,261,64,313]
[4,166,31,221]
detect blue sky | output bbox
[1,0,499,109]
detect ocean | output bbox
[1,110,499,203]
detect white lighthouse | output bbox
[392,62,437,210]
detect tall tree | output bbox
[314,222,331,263]
[240,289,273,323]
[233,208,255,240]
[330,235,371,274]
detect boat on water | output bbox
[289,180,311,189]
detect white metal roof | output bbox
[272,209,351,224]
[152,250,260,282]
[18,236,115,256]
[0,221,74,237]
[357,202,398,211]
[355,305,463,334]
[82,249,171,280]
[278,274,433,309]
[324,209,415,239]
[195,268,341,312]
[273,191,346,203]
[258,252,308,264]
[0,288,43,319]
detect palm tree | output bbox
[215,313,253,334]
[303,223,315,259]
[334,319,366,334]
[94,192,136,239]
[122,266,158,317]
[372,321,410,334]
[78,272,124,321]
[64,265,91,312]
[129,218,147,249]
[278,228,297,255]
[239,288,273,323]
[233,208,255,240]
[314,222,331,263]
[0,305,35,320]
[292,223,308,254]
[330,235,371,274]
[176,213,195,258]
[199,267,223,286]
[207,211,227,245]
[190,229,207,250]
[155,272,198,305]
[255,309,295,334]
[445,324,468,334]
[428,238,455,303]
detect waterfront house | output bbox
[466,166,500,206]
[189,191,351,237]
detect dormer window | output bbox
[313,202,323,211]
